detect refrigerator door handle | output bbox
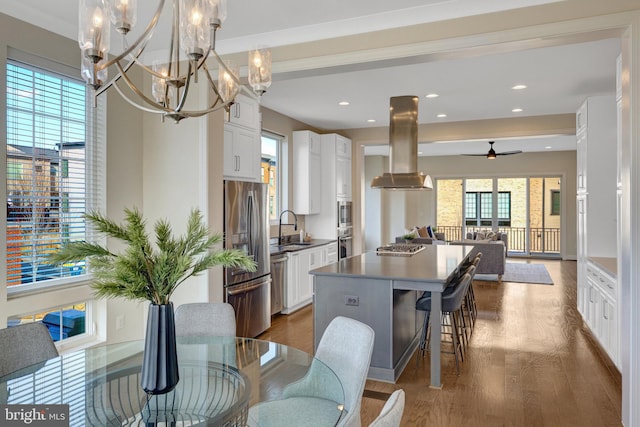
[247,191,254,258]
[227,281,265,295]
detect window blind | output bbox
[6,59,103,290]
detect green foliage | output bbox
[48,207,256,305]
[402,233,416,240]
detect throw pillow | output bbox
[475,232,486,240]
[426,225,435,239]
[416,226,428,238]
[485,231,498,241]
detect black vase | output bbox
[140,302,179,395]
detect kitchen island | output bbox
[310,244,473,387]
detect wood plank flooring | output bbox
[257,259,622,426]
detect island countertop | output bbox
[310,244,474,283]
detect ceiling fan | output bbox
[462,141,523,159]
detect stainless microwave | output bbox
[337,201,352,228]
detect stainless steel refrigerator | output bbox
[223,180,271,338]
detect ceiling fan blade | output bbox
[495,150,523,156]
[461,153,491,156]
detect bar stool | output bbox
[416,272,472,374]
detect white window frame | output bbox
[262,130,285,225]
[4,50,106,298]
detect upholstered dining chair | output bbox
[247,316,375,427]
[174,302,236,337]
[0,322,58,378]
[368,389,405,427]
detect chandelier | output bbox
[78,0,272,123]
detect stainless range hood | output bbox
[371,96,433,190]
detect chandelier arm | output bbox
[95,0,166,73]
[173,61,194,113]
[168,99,235,118]
[112,80,169,115]
[95,56,136,98]
[114,61,173,113]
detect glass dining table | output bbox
[0,337,345,426]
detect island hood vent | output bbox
[371,96,433,190]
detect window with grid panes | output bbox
[6,59,103,291]
[465,191,511,226]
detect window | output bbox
[8,303,88,342]
[550,189,561,215]
[6,59,104,292]
[465,191,511,226]
[261,132,282,222]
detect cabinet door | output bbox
[296,250,312,303]
[336,135,351,158]
[293,131,322,214]
[285,253,299,309]
[229,93,260,130]
[223,125,261,181]
[336,156,350,200]
[324,243,338,265]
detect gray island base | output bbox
[311,244,473,388]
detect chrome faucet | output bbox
[278,210,298,245]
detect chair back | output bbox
[443,273,472,311]
[316,316,375,427]
[0,322,58,378]
[368,389,405,427]
[175,303,236,337]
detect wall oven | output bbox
[338,227,352,260]
[337,201,352,228]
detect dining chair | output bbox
[368,389,405,427]
[247,316,375,427]
[0,322,58,378]
[174,302,236,337]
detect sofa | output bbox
[449,239,506,279]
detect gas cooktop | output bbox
[376,243,426,256]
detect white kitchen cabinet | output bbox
[324,242,338,264]
[305,133,353,240]
[584,261,619,368]
[223,124,261,181]
[336,154,352,200]
[293,131,322,214]
[282,243,337,314]
[228,93,260,130]
[576,94,619,369]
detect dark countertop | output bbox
[269,239,337,256]
[310,244,473,282]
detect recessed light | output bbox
[338,101,350,106]
[425,93,439,98]
[512,84,527,90]
[436,113,447,118]
[545,146,552,149]
[512,108,523,113]
[367,119,376,123]
[418,151,423,155]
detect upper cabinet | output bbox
[303,133,352,240]
[335,135,352,200]
[293,131,322,214]
[228,93,260,130]
[224,93,261,182]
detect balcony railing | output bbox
[435,225,560,254]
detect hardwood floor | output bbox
[257,259,622,426]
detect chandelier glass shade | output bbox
[78,0,270,123]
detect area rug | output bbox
[474,262,553,285]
